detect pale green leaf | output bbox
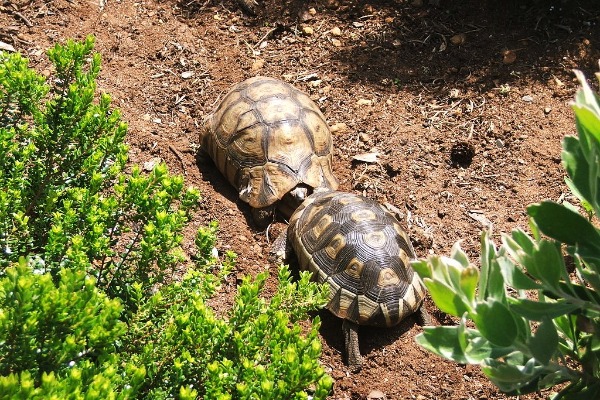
[472,300,518,347]
[509,298,579,321]
[423,279,471,317]
[528,318,558,365]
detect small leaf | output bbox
[533,240,564,289]
[423,279,471,317]
[508,229,535,255]
[478,232,505,301]
[459,266,479,303]
[415,326,470,365]
[412,259,432,280]
[482,357,546,394]
[509,298,579,321]
[472,300,518,347]
[528,318,558,365]
[450,241,470,268]
[497,256,540,290]
[528,202,600,255]
[352,152,379,163]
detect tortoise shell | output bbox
[288,190,427,327]
[202,76,338,211]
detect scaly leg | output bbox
[342,319,363,371]
[416,306,432,326]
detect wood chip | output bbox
[352,152,380,163]
[0,41,15,52]
[356,98,372,106]
[467,210,492,228]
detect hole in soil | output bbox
[450,142,475,168]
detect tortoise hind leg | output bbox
[342,319,363,371]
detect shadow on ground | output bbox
[180,0,600,95]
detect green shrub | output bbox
[0,37,332,398]
[0,36,200,310]
[0,257,146,398]
[127,263,332,399]
[413,70,600,399]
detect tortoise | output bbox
[201,76,339,227]
[276,190,430,369]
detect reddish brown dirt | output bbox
[2,0,600,398]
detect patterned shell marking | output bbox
[202,76,338,209]
[288,191,426,327]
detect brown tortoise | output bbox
[201,76,338,227]
[277,190,430,369]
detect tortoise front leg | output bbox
[416,305,432,326]
[251,205,275,230]
[342,319,363,371]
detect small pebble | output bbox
[331,39,342,47]
[330,122,348,133]
[544,106,552,114]
[522,95,534,103]
[330,26,342,36]
[450,33,466,45]
[367,390,387,400]
[503,50,517,64]
[302,26,314,35]
[356,98,372,106]
[251,58,265,71]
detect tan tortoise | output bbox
[275,190,431,369]
[201,76,339,227]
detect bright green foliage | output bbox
[0,38,331,399]
[0,257,146,398]
[413,70,600,399]
[126,265,332,399]
[0,36,127,265]
[0,36,200,309]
